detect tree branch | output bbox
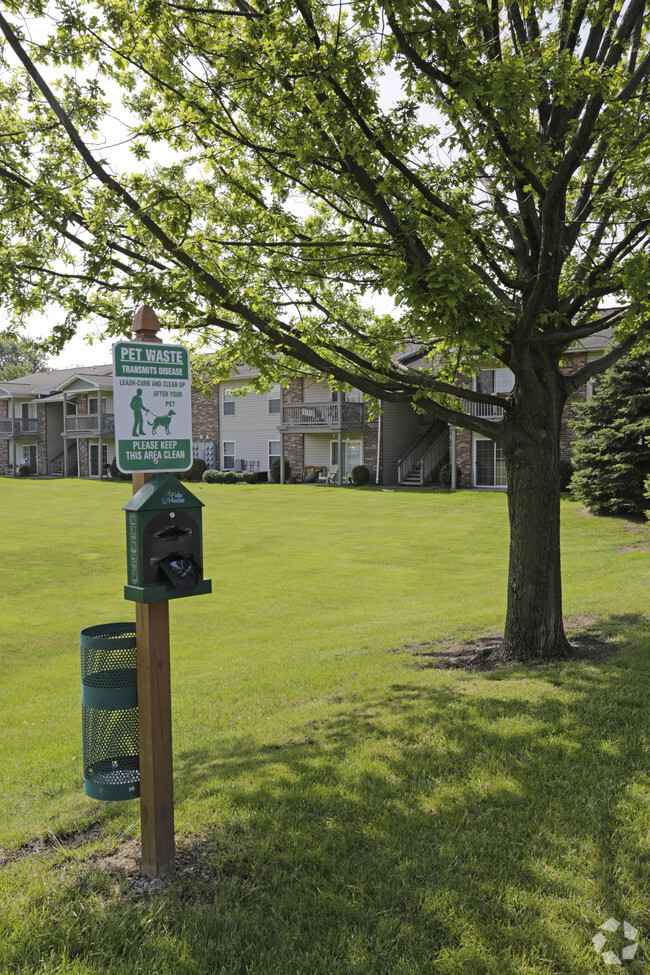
[566,324,649,390]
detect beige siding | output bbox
[45,402,64,467]
[302,378,332,404]
[220,379,281,471]
[382,402,428,485]
[303,433,332,468]
[64,378,102,393]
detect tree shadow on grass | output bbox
[5,615,649,975]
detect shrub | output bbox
[350,464,371,486]
[270,457,291,483]
[109,457,132,481]
[18,463,31,477]
[223,471,238,484]
[202,469,223,483]
[243,471,259,484]
[439,462,462,487]
[183,457,207,482]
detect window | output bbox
[223,389,236,415]
[21,402,37,419]
[475,438,507,487]
[331,388,364,403]
[269,385,281,414]
[473,369,514,419]
[88,396,108,415]
[476,368,514,395]
[344,388,364,403]
[269,440,281,470]
[223,441,235,469]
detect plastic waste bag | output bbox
[158,556,202,595]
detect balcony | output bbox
[280,401,365,431]
[464,401,505,420]
[0,417,38,438]
[64,413,115,436]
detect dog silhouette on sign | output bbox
[148,409,176,435]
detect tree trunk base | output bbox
[495,630,573,663]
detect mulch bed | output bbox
[392,615,622,671]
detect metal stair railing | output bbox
[397,421,447,484]
[420,428,450,484]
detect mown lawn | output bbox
[0,479,648,974]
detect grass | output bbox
[0,479,648,974]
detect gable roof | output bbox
[0,364,112,399]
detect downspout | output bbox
[375,405,382,486]
[11,395,16,475]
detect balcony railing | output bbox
[0,417,38,437]
[281,402,365,428]
[464,401,505,420]
[64,413,115,435]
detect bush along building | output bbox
[1,332,608,486]
[0,363,438,485]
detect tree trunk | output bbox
[498,378,572,661]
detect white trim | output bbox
[223,440,235,469]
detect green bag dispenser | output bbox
[123,473,212,603]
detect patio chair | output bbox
[325,464,339,484]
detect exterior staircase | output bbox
[397,421,449,486]
[49,445,78,477]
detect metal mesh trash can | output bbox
[81,623,140,801]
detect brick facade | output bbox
[455,426,472,486]
[37,403,47,476]
[77,394,89,478]
[283,378,305,476]
[191,387,220,468]
[363,415,379,483]
[284,377,304,403]
[283,434,304,477]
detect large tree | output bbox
[0,332,49,381]
[0,0,649,659]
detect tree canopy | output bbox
[0,0,647,404]
[1,0,649,658]
[0,332,49,381]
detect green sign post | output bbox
[113,339,192,473]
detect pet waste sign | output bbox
[113,341,193,473]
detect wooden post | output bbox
[131,305,176,878]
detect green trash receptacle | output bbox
[81,623,140,801]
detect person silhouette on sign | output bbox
[130,388,146,436]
